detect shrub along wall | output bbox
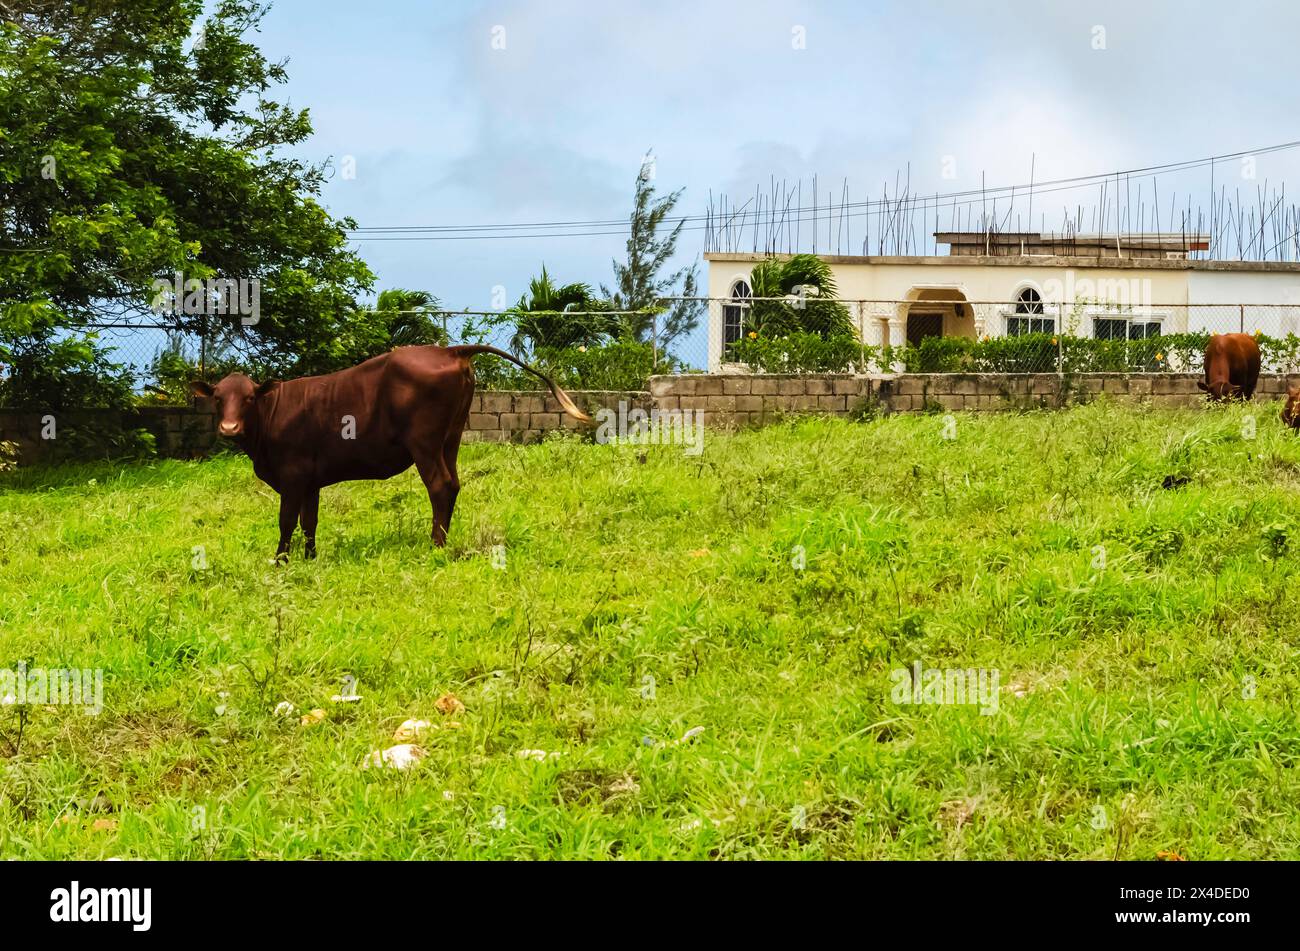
[5,374,1300,463]
[0,406,217,465]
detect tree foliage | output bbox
[0,0,375,404]
[601,158,703,349]
[746,254,854,339]
[506,265,614,356]
[369,288,446,350]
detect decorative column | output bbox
[887,316,908,373]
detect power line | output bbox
[345,140,1300,241]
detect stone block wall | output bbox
[461,389,649,443]
[647,372,1300,425]
[6,374,1298,465]
[0,405,217,464]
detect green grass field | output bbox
[2,398,1299,859]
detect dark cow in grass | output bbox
[1282,385,1300,431]
[191,345,591,560]
[1198,333,1261,401]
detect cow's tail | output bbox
[445,345,593,424]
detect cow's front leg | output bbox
[299,488,320,560]
[275,490,302,563]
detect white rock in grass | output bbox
[516,749,561,762]
[676,726,705,745]
[393,718,432,742]
[362,744,426,771]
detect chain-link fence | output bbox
[706,298,1300,375]
[17,300,1300,407]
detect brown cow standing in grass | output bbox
[1282,385,1300,431]
[191,345,591,560]
[1197,333,1261,401]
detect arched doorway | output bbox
[903,288,974,343]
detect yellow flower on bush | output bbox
[1156,351,1165,361]
[748,331,758,340]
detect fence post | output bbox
[857,301,866,373]
[1239,303,1244,334]
[1056,308,1063,377]
[651,310,658,375]
[199,314,207,380]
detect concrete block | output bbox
[722,377,751,395]
[648,376,676,398]
[897,376,927,396]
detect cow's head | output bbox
[190,374,279,440]
[1283,386,1300,430]
[1198,379,1243,401]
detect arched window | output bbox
[723,280,751,350]
[1015,286,1043,314]
[1007,286,1053,336]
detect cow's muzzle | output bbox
[218,422,242,437]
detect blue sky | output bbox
[245,0,1300,310]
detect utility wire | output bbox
[346,140,1300,241]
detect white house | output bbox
[704,232,1300,371]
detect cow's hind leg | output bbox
[412,450,454,547]
[276,489,302,562]
[440,414,466,532]
[299,488,320,560]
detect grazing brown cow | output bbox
[1282,385,1300,430]
[191,345,591,560]
[1198,333,1261,401]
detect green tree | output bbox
[370,288,447,349]
[601,157,703,350]
[0,0,375,404]
[747,254,854,339]
[506,266,614,356]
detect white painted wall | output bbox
[707,254,1300,369]
[1187,270,1300,335]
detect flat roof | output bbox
[936,231,1210,252]
[703,252,1300,273]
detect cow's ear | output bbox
[190,380,214,398]
[1196,380,1208,391]
[254,380,279,398]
